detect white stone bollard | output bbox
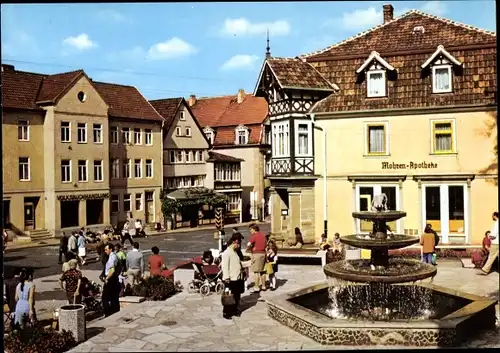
[59,304,86,343]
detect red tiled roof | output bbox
[36,70,84,103]
[1,67,45,110]
[149,98,183,128]
[206,151,244,163]
[266,58,336,91]
[213,124,262,146]
[302,10,496,59]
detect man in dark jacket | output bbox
[97,235,110,281]
[59,232,69,264]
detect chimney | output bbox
[237,89,245,104]
[383,4,394,24]
[188,94,197,107]
[1,64,15,72]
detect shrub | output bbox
[388,248,476,259]
[5,325,76,353]
[124,276,181,301]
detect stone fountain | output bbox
[267,194,498,347]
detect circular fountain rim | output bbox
[352,211,407,221]
[340,234,420,250]
[324,259,437,284]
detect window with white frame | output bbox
[111,194,119,213]
[215,163,241,181]
[228,193,240,211]
[432,65,452,93]
[122,127,130,144]
[272,121,289,157]
[111,159,120,179]
[19,157,30,181]
[18,120,29,141]
[236,127,248,145]
[134,159,142,178]
[176,150,183,163]
[77,123,87,143]
[94,160,103,182]
[295,121,312,156]
[204,130,214,144]
[61,121,71,142]
[180,111,186,121]
[133,128,142,145]
[78,160,88,182]
[176,126,182,136]
[110,126,118,144]
[198,150,204,161]
[185,151,191,163]
[135,193,143,211]
[123,194,131,212]
[61,160,71,183]
[123,159,131,179]
[145,129,153,145]
[194,175,204,187]
[92,124,102,144]
[183,176,191,187]
[367,70,386,97]
[365,123,388,155]
[145,159,153,178]
[169,151,175,163]
[193,151,198,162]
[185,127,191,137]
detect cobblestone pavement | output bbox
[67,260,500,352]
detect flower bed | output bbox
[124,275,182,301]
[388,248,476,259]
[5,326,76,353]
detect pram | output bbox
[80,278,103,312]
[187,262,224,296]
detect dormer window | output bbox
[235,125,249,145]
[367,71,386,97]
[204,127,214,144]
[421,45,462,94]
[180,111,186,121]
[356,51,395,98]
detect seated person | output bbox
[319,233,330,250]
[293,227,304,248]
[332,233,343,253]
[202,250,214,265]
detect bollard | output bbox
[59,304,86,342]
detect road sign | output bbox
[215,207,224,230]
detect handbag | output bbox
[221,289,236,306]
[265,262,274,275]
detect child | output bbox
[266,240,279,291]
[319,233,330,250]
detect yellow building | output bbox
[2,65,164,239]
[254,5,497,245]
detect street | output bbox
[3,223,270,279]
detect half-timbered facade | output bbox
[255,4,497,245]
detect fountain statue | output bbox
[267,194,498,347]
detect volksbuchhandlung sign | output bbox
[381,161,438,170]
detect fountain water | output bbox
[267,195,498,347]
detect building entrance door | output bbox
[24,203,35,230]
[145,192,154,224]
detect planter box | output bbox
[174,268,194,290]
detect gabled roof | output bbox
[149,97,183,129]
[356,51,395,74]
[301,10,496,59]
[206,151,244,163]
[1,67,45,110]
[36,70,85,104]
[253,57,338,95]
[421,45,463,68]
[93,81,164,122]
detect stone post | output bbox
[59,304,86,343]
[78,200,87,227]
[287,188,302,245]
[270,187,282,235]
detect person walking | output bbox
[114,244,127,296]
[135,219,143,237]
[77,231,87,265]
[221,234,244,319]
[13,268,36,329]
[247,223,267,292]
[102,244,120,317]
[148,246,165,276]
[67,231,78,259]
[59,259,83,304]
[58,232,69,264]
[420,226,436,264]
[266,240,279,291]
[126,242,144,285]
[478,211,499,275]
[121,221,133,247]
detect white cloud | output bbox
[220,18,290,37]
[147,37,197,60]
[96,9,128,23]
[62,33,97,50]
[421,1,448,16]
[221,54,259,71]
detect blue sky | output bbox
[1,1,496,100]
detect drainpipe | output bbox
[310,113,327,238]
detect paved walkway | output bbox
[67,260,500,352]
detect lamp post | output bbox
[310,113,327,238]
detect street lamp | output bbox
[310,113,328,238]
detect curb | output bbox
[5,221,270,252]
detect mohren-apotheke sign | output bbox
[381,161,438,170]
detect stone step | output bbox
[29,229,53,241]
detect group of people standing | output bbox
[59,228,88,265]
[4,267,36,329]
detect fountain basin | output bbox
[352,211,407,222]
[341,234,419,250]
[324,259,437,284]
[267,282,497,347]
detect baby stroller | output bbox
[187,262,224,296]
[81,277,102,312]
